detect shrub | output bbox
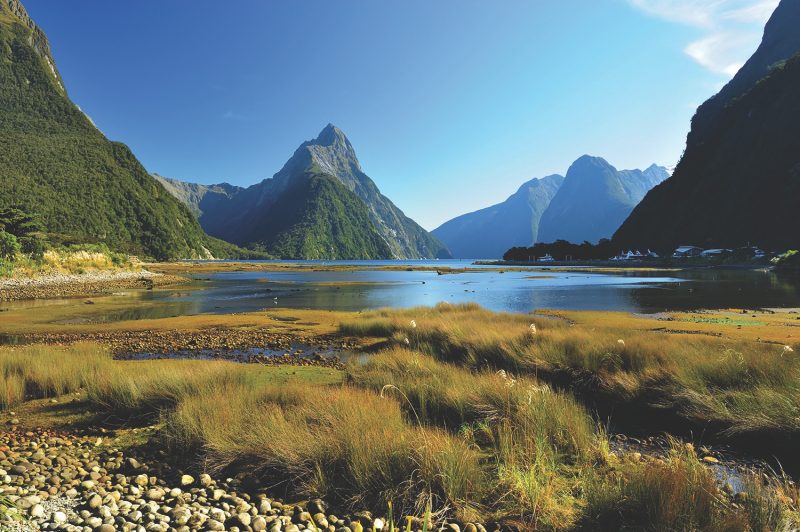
[0,231,20,261]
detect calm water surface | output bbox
[79,260,800,319]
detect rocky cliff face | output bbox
[2,0,62,90]
[689,0,800,142]
[152,174,242,220]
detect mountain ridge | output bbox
[0,0,229,260]
[614,0,800,252]
[432,174,564,259]
[162,125,451,259]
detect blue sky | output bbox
[25,0,777,229]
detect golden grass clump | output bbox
[0,343,108,409]
[349,347,601,527]
[342,303,800,437]
[162,382,487,516]
[583,441,796,531]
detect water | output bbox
[117,343,345,363]
[140,261,799,315]
[3,261,798,322]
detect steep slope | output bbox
[537,157,668,244]
[169,125,451,259]
[0,0,215,260]
[614,0,800,252]
[152,175,242,220]
[245,171,393,259]
[614,53,800,251]
[432,174,564,258]
[690,0,800,141]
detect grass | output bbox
[0,342,106,409]
[340,303,800,438]
[3,308,800,529]
[582,441,793,531]
[1,244,139,278]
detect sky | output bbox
[24,0,778,230]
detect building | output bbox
[672,245,703,258]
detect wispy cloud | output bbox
[627,0,779,76]
[222,110,255,122]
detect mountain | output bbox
[164,125,451,259]
[690,0,800,142]
[537,156,669,244]
[152,175,242,220]
[242,170,392,259]
[0,0,224,260]
[614,0,800,252]
[432,174,564,259]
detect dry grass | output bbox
[163,383,486,516]
[349,346,598,527]
[3,334,799,529]
[0,343,106,408]
[582,442,795,531]
[341,304,800,436]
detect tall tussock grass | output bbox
[349,347,601,527]
[0,343,107,408]
[342,304,800,435]
[3,334,799,529]
[85,360,252,419]
[582,441,796,531]
[163,383,485,516]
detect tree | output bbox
[0,207,42,238]
[0,231,20,261]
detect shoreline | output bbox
[477,259,774,271]
[0,270,188,302]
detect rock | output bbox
[126,457,142,470]
[252,516,268,531]
[313,512,329,528]
[308,498,326,515]
[236,512,252,527]
[88,493,103,509]
[53,510,68,523]
[29,503,45,518]
[702,456,719,464]
[180,474,195,486]
[259,499,272,514]
[99,525,116,532]
[207,518,226,530]
[445,524,461,532]
[146,488,165,501]
[199,473,213,487]
[373,518,385,530]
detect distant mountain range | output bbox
[157,125,451,260]
[614,0,800,252]
[433,157,667,258]
[537,157,669,245]
[0,0,232,260]
[432,175,563,259]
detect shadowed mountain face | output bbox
[432,175,564,259]
[614,0,800,252]
[163,125,451,259]
[536,157,668,244]
[0,0,218,260]
[152,175,242,220]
